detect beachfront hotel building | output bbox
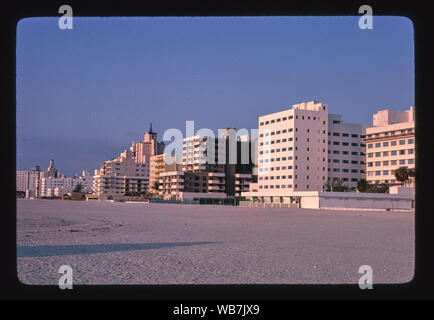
[93,125,164,199]
[257,101,329,192]
[158,131,255,200]
[327,114,368,189]
[93,147,149,198]
[16,166,40,196]
[364,106,415,185]
[39,172,94,197]
[149,154,181,194]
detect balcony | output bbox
[208,180,224,184]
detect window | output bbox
[399,159,405,165]
[375,152,381,157]
[391,141,397,146]
[408,149,414,154]
[375,143,381,148]
[375,161,381,166]
[368,144,373,149]
[391,160,397,165]
[408,139,414,144]
[383,170,389,175]
[342,133,349,137]
[383,161,389,166]
[399,140,405,145]
[260,122,264,126]
[375,171,381,176]
[391,150,397,156]
[333,132,340,136]
[351,143,358,147]
[383,142,389,147]
[351,134,358,138]
[408,159,414,164]
[399,150,405,155]
[383,151,389,156]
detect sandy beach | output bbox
[17,199,414,285]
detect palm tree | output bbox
[394,166,410,184]
[357,179,368,192]
[73,183,83,193]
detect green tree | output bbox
[356,179,369,192]
[152,181,160,192]
[394,166,410,184]
[73,183,83,193]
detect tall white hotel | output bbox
[256,101,366,193]
[257,101,329,192]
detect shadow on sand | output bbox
[17,241,217,258]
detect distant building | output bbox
[16,165,40,197]
[327,114,368,189]
[158,131,255,200]
[93,124,164,199]
[149,154,181,195]
[363,106,415,185]
[40,174,94,197]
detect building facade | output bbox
[257,101,329,193]
[327,114,368,189]
[364,106,415,185]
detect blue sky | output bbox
[16,16,414,176]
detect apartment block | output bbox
[364,106,415,185]
[40,174,94,197]
[257,101,329,192]
[327,114,368,189]
[94,148,149,198]
[149,154,181,194]
[16,166,40,194]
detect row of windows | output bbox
[366,129,413,139]
[259,113,326,126]
[329,141,363,147]
[367,149,414,157]
[259,128,327,138]
[259,156,294,163]
[328,132,363,138]
[329,159,363,164]
[330,168,361,173]
[367,159,414,167]
[367,139,414,148]
[367,170,399,177]
[328,150,363,155]
[259,166,327,172]
[259,175,293,180]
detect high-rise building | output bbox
[257,101,329,192]
[149,154,181,194]
[327,114,368,189]
[16,165,40,195]
[363,106,415,185]
[93,124,164,199]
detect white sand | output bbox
[17,199,415,285]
